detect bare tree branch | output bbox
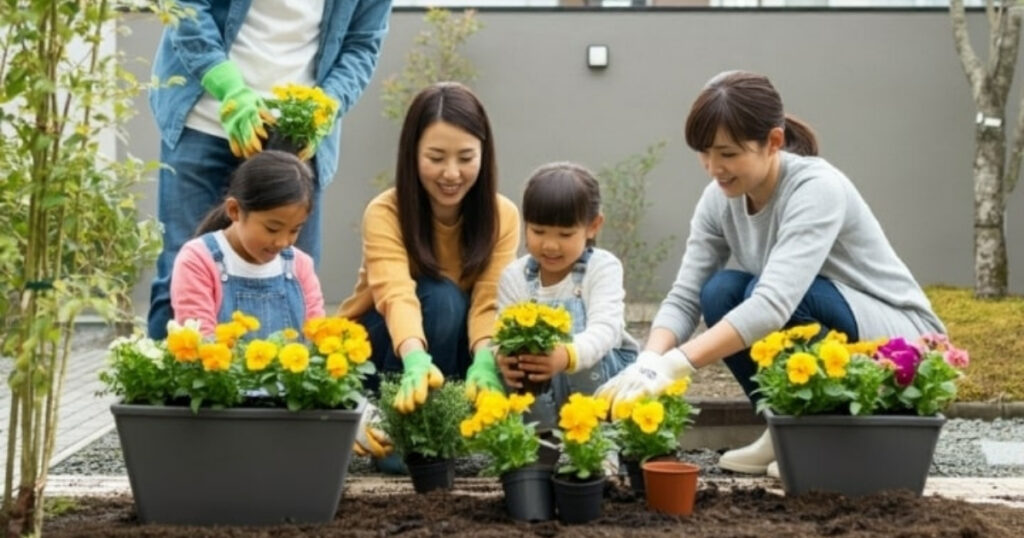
[952,0,986,104]
[1004,85,1024,197]
[992,8,1024,108]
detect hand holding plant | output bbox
[611,377,697,463]
[461,390,539,475]
[493,301,573,391]
[265,83,339,160]
[555,393,616,480]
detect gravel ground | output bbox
[52,417,1024,478]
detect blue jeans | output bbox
[359,276,472,394]
[700,270,859,408]
[146,128,322,339]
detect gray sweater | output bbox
[653,151,945,346]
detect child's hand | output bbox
[497,354,524,389]
[516,345,570,383]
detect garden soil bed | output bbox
[43,478,1024,537]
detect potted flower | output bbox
[611,377,698,495]
[264,83,339,160]
[493,301,572,396]
[751,324,969,496]
[551,393,616,524]
[461,390,553,521]
[99,313,376,525]
[378,379,472,493]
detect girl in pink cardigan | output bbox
[169,150,324,337]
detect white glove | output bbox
[353,402,392,458]
[595,348,697,406]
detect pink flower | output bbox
[876,337,922,386]
[919,332,950,352]
[944,347,970,369]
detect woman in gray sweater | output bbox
[597,70,945,477]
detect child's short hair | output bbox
[522,162,601,228]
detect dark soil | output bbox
[42,481,1024,537]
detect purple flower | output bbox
[876,337,922,386]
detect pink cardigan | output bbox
[169,237,325,336]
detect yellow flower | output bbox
[513,305,538,328]
[819,340,851,378]
[824,330,848,344]
[215,321,247,347]
[750,338,780,369]
[199,343,232,372]
[612,399,635,421]
[279,343,310,373]
[539,306,572,335]
[318,336,342,355]
[565,425,593,443]
[166,326,201,362]
[508,392,535,414]
[786,323,821,342]
[475,390,510,425]
[631,401,665,434]
[326,353,348,379]
[231,311,260,332]
[344,338,372,364]
[245,340,277,371]
[559,397,599,432]
[847,338,887,357]
[460,416,483,438]
[786,352,819,385]
[282,328,299,340]
[664,377,691,397]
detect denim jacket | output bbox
[149,0,392,187]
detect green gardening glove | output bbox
[297,100,338,161]
[200,61,273,158]
[465,348,504,401]
[393,350,445,414]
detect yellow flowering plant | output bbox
[100,312,375,413]
[493,301,572,357]
[460,390,539,476]
[611,377,697,463]
[554,393,617,480]
[751,324,968,416]
[264,83,339,159]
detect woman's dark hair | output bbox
[522,162,601,246]
[395,82,498,281]
[196,150,315,235]
[684,70,818,157]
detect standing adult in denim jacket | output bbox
[147,0,392,339]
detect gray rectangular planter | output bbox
[765,409,945,497]
[112,400,364,525]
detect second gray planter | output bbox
[765,409,945,496]
[112,401,364,525]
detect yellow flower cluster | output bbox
[750,323,869,384]
[611,377,689,431]
[460,390,535,438]
[167,313,258,371]
[270,83,339,129]
[495,301,572,334]
[558,393,609,443]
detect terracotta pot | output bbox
[623,453,678,495]
[642,461,699,516]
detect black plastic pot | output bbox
[552,474,605,524]
[500,464,554,522]
[404,454,455,494]
[262,127,304,157]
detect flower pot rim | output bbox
[110,400,365,419]
[641,460,699,474]
[552,473,606,485]
[763,408,946,427]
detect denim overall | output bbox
[201,233,306,338]
[524,248,637,431]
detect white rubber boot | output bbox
[766,461,780,479]
[718,429,774,475]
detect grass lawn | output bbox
[925,285,1024,402]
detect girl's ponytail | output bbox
[195,203,232,235]
[783,115,818,157]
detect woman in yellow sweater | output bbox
[339,82,520,416]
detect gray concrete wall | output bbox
[120,9,1024,315]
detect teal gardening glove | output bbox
[464,348,504,401]
[393,350,445,414]
[200,60,274,158]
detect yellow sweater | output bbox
[339,188,521,353]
